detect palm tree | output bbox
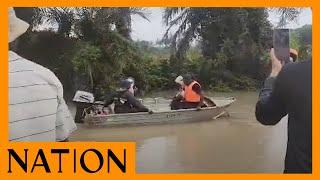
[271,8,303,28]
[93,7,150,39]
[14,7,150,39]
[162,7,302,63]
[162,8,205,72]
[162,8,250,71]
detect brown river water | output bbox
[69,91,288,173]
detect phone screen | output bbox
[273,29,290,64]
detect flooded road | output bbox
[69,91,287,173]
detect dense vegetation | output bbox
[10,8,311,100]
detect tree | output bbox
[271,8,303,28]
[290,25,312,60]
[162,8,272,81]
[72,43,103,92]
[12,7,150,96]
[162,8,205,72]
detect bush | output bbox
[72,43,103,93]
[228,75,258,90]
[210,81,233,92]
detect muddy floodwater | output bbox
[69,91,287,173]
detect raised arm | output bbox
[255,48,288,125]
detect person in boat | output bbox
[114,77,152,114]
[173,75,185,98]
[170,74,205,110]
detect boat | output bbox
[83,97,236,127]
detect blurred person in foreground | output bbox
[255,48,311,173]
[8,7,76,141]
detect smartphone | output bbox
[273,29,290,64]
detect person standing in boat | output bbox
[170,74,205,110]
[114,77,152,114]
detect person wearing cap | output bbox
[8,8,76,141]
[174,75,185,98]
[289,48,298,62]
[171,74,204,110]
[113,77,151,114]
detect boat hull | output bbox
[84,97,235,127]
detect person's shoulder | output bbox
[118,90,128,97]
[284,60,311,69]
[9,51,47,70]
[193,81,201,88]
[281,60,311,75]
[193,83,201,88]
[122,90,134,97]
[276,60,311,86]
[9,51,62,87]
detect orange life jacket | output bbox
[184,81,201,102]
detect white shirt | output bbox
[9,51,77,141]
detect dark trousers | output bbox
[114,105,148,114]
[170,99,199,110]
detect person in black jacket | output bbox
[255,48,312,173]
[114,78,151,114]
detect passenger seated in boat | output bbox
[170,74,205,110]
[173,75,185,98]
[114,77,152,114]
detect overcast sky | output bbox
[131,8,312,42]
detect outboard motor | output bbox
[73,91,95,123]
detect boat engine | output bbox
[73,91,95,123]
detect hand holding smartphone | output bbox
[273,29,290,64]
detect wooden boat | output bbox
[83,97,236,127]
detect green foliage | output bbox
[163,8,273,84]
[290,31,300,51]
[12,7,308,99]
[227,75,258,90]
[210,81,232,92]
[290,25,312,61]
[145,59,175,91]
[72,43,102,73]
[72,43,103,91]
